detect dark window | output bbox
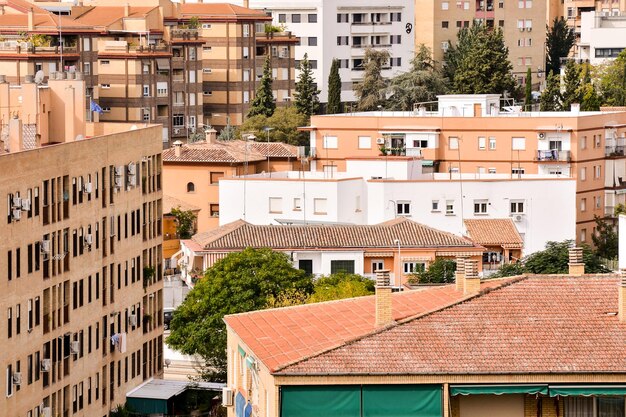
[390,12,402,21]
[187,182,195,193]
[330,260,355,274]
[278,13,286,23]
[291,14,301,23]
[442,21,449,28]
[298,259,313,275]
[337,13,349,23]
[310,60,318,69]
[308,37,317,46]
[308,14,317,23]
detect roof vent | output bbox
[375,269,394,327]
[568,246,584,275]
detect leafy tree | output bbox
[615,203,626,216]
[539,73,562,111]
[354,48,390,111]
[235,106,309,146]
[561,60,582,110]
[166,248,313,380]
[445,24,517,96]
[580,63,602,111]
[592,215,618,260]
[218,125,235,141]
[294,53,320,118]
[490,262,525,278]
[327,58,342,114]
[599,49,626,106]
[188,16,200,29]
[386,44,448,111]
[109,404,133,417]
[408,258,456,284]
[524,67,533,111]
[546,17,575,76]
[309,273,375,303]
[169,207,197,239]
[248,56,275,118]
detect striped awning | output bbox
[364,252,394,257]
[436,251,481,257]
[401,256,431,262]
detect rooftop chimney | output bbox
[28,7,34,31]
[464,259,480,295]
[205,127,217,144]
[375,269,394,327]
[620,269,626,322]
[124,3,130,17]
[173,140,183,158]
[243,0,249,8]
[571,103,580,114]
[568,246,585,275]
[455,256,466,292]
[8,115,23,153]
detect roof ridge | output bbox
[273,275,527,374]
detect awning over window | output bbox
[450,385,548,396]
[281,385,361,417]
[156,58,170,70]
[126,397,168,414]
[363,385,442,417]
[421,160,434,167]
[549,386,626,397]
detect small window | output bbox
[442,1,449,9]
[278,14,286,23]
[595,165,602,178]
[512,167,525,175]
[580,167,586,181]
[473,200,488,214]
[210,172,224,185]
[581,198,587,212]
[143,85,149,97]
[330,260,355,274]
[308,37,317,46]
[269,197,283,214]
[442,21,449,28]
[449,137,459,150]
[313,198,327,215]
[308,14,317,23]
[489,137,496,150]
[293,198,302,211]
[446,200,455,215]
[358,136,371,149]
[581,136,587,150]
[403,262,425,274]
[337,36,349,46]
[209,204,219,217]
[488,168,496,174]
[478,136,486,150]
[186,182,195,193]
[432,200,440,212]
[101,84,110,89]
[512,137,526,150]
[580,228,587,242]
[337,13,349,23]
[291,14,301,23]
[202,23,212,29]
[101,60,110,65]
[397,201,411,216]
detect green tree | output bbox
[386,44,448,111]
[539,73,562,111]
[327,58,342,114]
[592,215,618,259]
[354,48,390,111]
[188,16,200,29]
[308,273,375,303]
[561,59,582,110]
[169,207,197,239]
[615,203,626,216]
[166,248,313,380]
[490,262,525,278]
[218,125,235,141]
[599,49,626,106]
[248,56,275,118]
[524,67,533,111]
[445,24,517,96]
[294,53,320,118]
[235,106,309,146]
[408,258,456,284]
[580,63,602,111]
[546,17,575,76]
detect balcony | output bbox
[171,29,199,40]
[350,23,392,34]
[298,146,317,159]
[606,137,626,156]
[537,149,571,162]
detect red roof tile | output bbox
[277,275,626,375]
[464,218,523,248]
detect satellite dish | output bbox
[75,134,84,141]
[34,70,45,85]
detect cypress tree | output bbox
[327,58,342,114]
[248,55,276,118]
[294,53,320,118]
[525,67,533,111]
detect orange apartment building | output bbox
[0,71,164,416]
[305,94,626,244]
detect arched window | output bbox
[187,182,195,193]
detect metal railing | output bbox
[537,149,571,162]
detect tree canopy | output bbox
[561,59,582,111]
[592,215,618,260]
[539,73,562,111]
[166,248,313,380]
[386,44,448,111]
[546,17,575,76]
[326,58,342,114]
[524,67,533,111]
[408,258,456,284]
[444,24,517,96]
[294,53,320,118]
[308,273,375,303]
[598,49,626,106]
[236,106,309,146]
[248,56,276,118]
[354,48,390,111]
[169,207,197,239]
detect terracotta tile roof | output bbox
[192,218,481,251]
[225,279,510,373]
[177,3,269,18]
[71,6,156,28]
[163,195,201,214]
[277,275,626,375]
[0,0,93,31]
[162,140,297,163]
[464,218,523,248]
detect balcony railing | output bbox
[606,137,626,156]
[297,146,317,159]
[537,149,571,162]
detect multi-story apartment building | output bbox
[578,11,626,64]
[303,94,626,245]
[564,0,621,54]
[414,0,560,88]
[0,72,164,416]
[244,0,414,103]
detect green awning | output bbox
[281,385,361,417]
[450,385,548,396]
[238,345,246,357]
[126,397,168,414]
[549,386,626,397]
[363,384,442,417]
[421,160,434,167]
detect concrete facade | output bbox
[578,11,626,64]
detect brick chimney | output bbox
[617,269,626,322]
[28,7,34,31]
[568,246,584,275]
[455,256,466,292]
[124,3,130,17]
[205,127,218,143]
[464,259,480,295]
[173,140,183,158]
[375,269,394,327]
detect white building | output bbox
[579,11,626,64]
[219,158,577,254]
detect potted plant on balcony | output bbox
[143,266,155,290]
[378,144,388,156]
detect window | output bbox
[442,1,449,9]
[83,62,91,75]
[101,60,110,65]
[595,196,601,209]
[473,200,488,214]
[512,137,526,150]
[449,136,459,149]
[323,136,338,149]
[308,14,317,23]
[291,14,301,23]
[390,12,402,21]
[309,60,318,69]
[313,198,327,214]
[308,37,317,46]
[210,204,219,217]
[512,167,525,175]
[432,200,440,211]
[358,136,371,149]
[488,168,496,174]
[293,198,302,211]
[330,260,355,274]
[478,136,486,150]
[372,261,384,272]
[488,137,496,150]
[581,136,587,149]
[142,108,150,121]
[299,259,313,275]
[581,198,587,212]
[397,201,411,216]
[6,364,12,397]
[510,201,524,214]
[337,36,349,46]
[595,134,602,148]
[269,197,283,213]
[173,114,184,127]
[595,165,602,178]
[390,35,402,44]
[456,20,462,28]
[337,13,349,23]
[210,172,224,185]
[442,21,449,28]
[580,228,587,242]
[390,57,402,67]
[101,84,110,89]
[403,262,425,274]
[186,182,195,193]
[446,200,455,215]
[189,70,196,83]
[413,140,428,148]
[202,23,212,29]
[278,14,286,23]
[243,47,249,59]
[143,85,149,97]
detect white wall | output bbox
[346,158,423,180]
[579,11,626,64]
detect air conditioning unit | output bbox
[12,196,21,209]
[41,359,51,372]
[41,407,52,417]
[222,388,234,406]
[114,176,123,189]
[174,128,181,134]
[527,26,532,31]
[83,182,93,194]
[12,208,21,221]
[512,214,524,222]
[519,27,525,32]
[84,234,93,245]
[70,340,80,354]
[129,314,137,327]
[537,132,545,139]
[41,240,51,254]
[127,163,136,176]
[376,138,385,145]
[12,372,22,385]
[21,198,31,211]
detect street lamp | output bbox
[263,126,274,177]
